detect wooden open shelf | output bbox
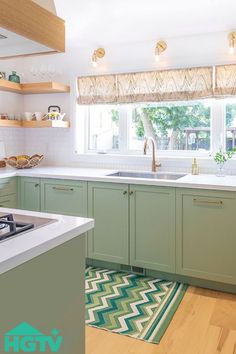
[0,79,70,94]
[21,82,70,94]
[0,119,21,127]
[0,80,21,93]
[22,120,70,128]
[0,119,70,128]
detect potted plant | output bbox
[214,147,236,176]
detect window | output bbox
[87,105,119,152]
[84,100,212,155]
[128,101,211,152]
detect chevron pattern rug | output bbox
[85,266,188,343]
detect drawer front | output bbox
[0,194,17,208]
[0,178,16,197]
[176,188,236,285]
[41,179,87,217]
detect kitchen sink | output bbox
[107,171,186,180]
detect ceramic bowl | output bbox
[4,154,44,169]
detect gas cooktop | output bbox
[0,213,55,242]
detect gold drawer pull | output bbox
[52,186,74,192]
[193,198,223,205]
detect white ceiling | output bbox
[54,0,236,48]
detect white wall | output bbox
[2,31,236,173]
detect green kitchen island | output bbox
[0,208,94,354]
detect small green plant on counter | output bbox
[214,147,236,164]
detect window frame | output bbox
[80,99,231,158]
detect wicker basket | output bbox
[5,154,44,169]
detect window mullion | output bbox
[211,99,225,154]
[119,105,128,153]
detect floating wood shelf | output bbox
[22,120,70,128]
[0,79,70,94]
[0,119,21,127]
[0,80,21,93]
[21,82,70,94]
[0,119,70,128]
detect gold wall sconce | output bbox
[228,32,236,54]
[92,48,105,67]
[155,41,167,62]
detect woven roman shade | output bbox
[215,64,236,96]
[77,66,214,104]
[77,74,117,104]
[116,67,213,103]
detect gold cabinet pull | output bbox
[129,191,134,195]
[35,183,39,187]
[52,186,74,192]
[193,198,223,206]
[123,190,127,195]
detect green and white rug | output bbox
[85,267,188,344]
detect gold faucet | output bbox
[143,137,161,172]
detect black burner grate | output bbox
[0,214,34,241]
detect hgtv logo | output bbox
[4,322,63,353]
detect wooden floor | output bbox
[86,286,236,354]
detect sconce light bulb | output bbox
[92,51,98,67]
[155,53,160,62]
[229,45,234,55]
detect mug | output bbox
[24,112,32,121]
[34,112,43,121]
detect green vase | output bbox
[8,71,20,83]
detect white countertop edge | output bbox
[0,207,94,276]
[0,220,94,276]
[1,167,236,191]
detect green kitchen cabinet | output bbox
[130,185,175,273]
[0,177,17,197]
[19,177,41,211]
[176,188,236,285]
[0,177,17,209]
[41,179,87,217]
[88,182,129,264]
[0,194,17,208]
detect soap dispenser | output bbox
[192,158,199,175]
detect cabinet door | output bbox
[0,177,17,197]
[0,194,17,208]
[88,182,129,264]
[130,185,175,273]
[176,189,236,285]
[19,177,41,211]
[41,179,87,217]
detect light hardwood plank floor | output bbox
[86,286,236,354]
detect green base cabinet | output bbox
[130,185,175,273]
[0,177,17,208]
[41,179,87,217]
[19,177,41,211]
[88,182,129,264]
[0,194,17,208]
[176,188,236,285]
[0,177,17,197]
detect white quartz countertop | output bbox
[0,207,94,275]
[1,166,236,191]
